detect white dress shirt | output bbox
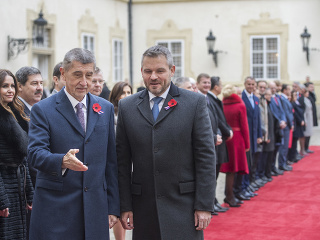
[148,85,171,111]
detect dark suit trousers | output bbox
[271,145,280,171]
[259,151,273,178]
[278,126,290,168]
[249,152,261,182]
[288,137,299,161]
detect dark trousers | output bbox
[257,151,273,178]
[271,145,280,171]
[278,126,290,168]
[288,137,299,161]
[250,152,261,182]
[233,173,243,195]
[305,136,311,151]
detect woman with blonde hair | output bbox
[220,84,250,207]
[0,69,34,239]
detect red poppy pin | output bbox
[93,103,104,114]
[255,101,258,105]
[164,99,177,110]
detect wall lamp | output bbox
[300,27,311,65]
[8,10,47,60]
[206,30,225,67]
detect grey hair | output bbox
[245,76,256,83]
[62,48,96,72]
[94,67,103,75]
[174,77,190,88]
[141,45,174,68]
[16,67,41,85]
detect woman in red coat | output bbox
[220,84,250,207]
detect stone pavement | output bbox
[109,125,320,240]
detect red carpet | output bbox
[205,146,320,240]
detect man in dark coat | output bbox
[117,45,216,240]
[28,48,120,240]
[241,76,262,199]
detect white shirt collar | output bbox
[64,88,87,110]
[208,90,217,98]
[148,84,171,101]
[281,93,288,99]
[244,89,253,98]
[18,96,32,111]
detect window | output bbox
[156,40,184,78]
[250,35,280,80]
[112,39,123,82]
[81,33,95,54]
[32,27,51,48]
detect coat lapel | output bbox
[137,89,154,125]
[156,83,180,124]
[56,90,85,138]
[85,93,99,141]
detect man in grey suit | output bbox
[116,45,216,240]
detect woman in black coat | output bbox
[288,91,305,162]
[0,69,34,239]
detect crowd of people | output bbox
[0,45,317,240]
[173,74,318,210]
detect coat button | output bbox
[84,187,88,192]
[84,162,88,166]
[154,147,159,153]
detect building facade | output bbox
[1,0,319,100]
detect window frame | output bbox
[112,38,124,82]
[250,35,280,80]
[81,32,95,54]
[155,39,185,78]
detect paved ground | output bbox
[110,125,320,240]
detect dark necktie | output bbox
[76,103,85,131]
[152,97,162,121]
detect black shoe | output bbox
[266,177,273,182]
[224,198,241,207]
[256,178,267,185]
[306,149,314,153]
[250,182,261,188]
[246,189,258,197]
[247,184,258,192]
[234,197,244,204]
[271,171,279,176]
[211,211,218,215]
[279,165,293,171]
[274,168,284,175]
[236,193,251,200]
[261,176,269,182]
[214,204,228,212]
[287,160,294,165]
[215,202,229,211]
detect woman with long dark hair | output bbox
[109,81,132,240]
[0,69,34,239]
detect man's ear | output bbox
[18,82,23,93]
[60,67,66,81]
[170,65,175,78]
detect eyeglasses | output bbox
[92,80,105,85]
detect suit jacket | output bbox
[269,94,286,123]
[242,91,262,153]
[279,94,294,129]
[28,90,120,240]
[116,83,216,240]
[207,93,231,164]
